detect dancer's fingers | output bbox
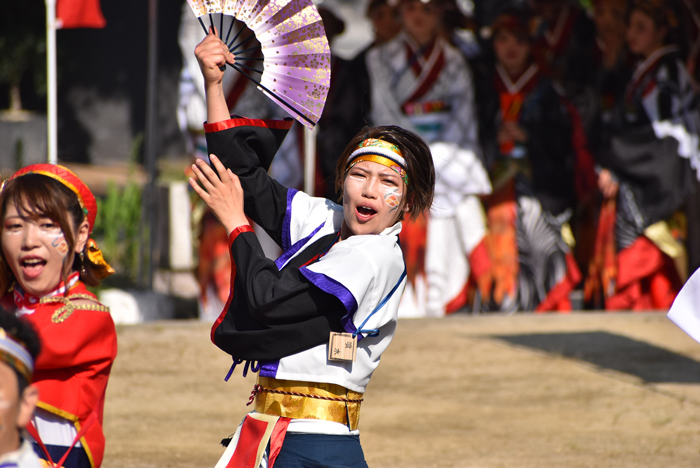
[228,169,242,193]
[188,176,209,202]
[191,160,218,193]
[209,155,230,186]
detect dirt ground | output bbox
[101,313,700,468]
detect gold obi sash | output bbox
[253,377,363,431]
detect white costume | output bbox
[367,32,491,316]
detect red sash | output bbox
[218,414,291,468]
[401,38,446,109]
[27,410,97,468]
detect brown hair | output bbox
[334,125,435,221]
[630,0,682,48]
[0,174,109,294]
[491,10,532,42]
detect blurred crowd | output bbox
[179,0,700,318]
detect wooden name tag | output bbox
[328,332,357,362]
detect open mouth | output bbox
[356,206,377,219]
[21,258,46,277]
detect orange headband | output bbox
[346,139,409,186]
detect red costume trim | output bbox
[211,224,255,344]
[226,416,270,468]
[584,198,617,308]
[444,239,491,315]
[228,224,254,245]
[402,40,446,107]
[561,98,597,202]
[204,117,294,133]
[406,38,436,77]
[586,199,681,311]
[468,239,491,280]
[398,213,428,288]
[535,253,581,313]
[268,417,291,468]
[606,236,681,311]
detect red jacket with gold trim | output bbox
[7,281,117,468]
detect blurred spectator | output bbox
[474,9,583,312]
[530,0,597,128]
[369,0,403,44]
[367,0,491,317]
[679,0,700,80]
[474,0,527,28]
[577,0,633,286]
[441,0,483,61]
[593,0,630,71]
[317,1,402,200]
[678,0,700,276]
[589,0,633,152]
[585,0,700,310]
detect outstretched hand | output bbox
[189,155,249,235]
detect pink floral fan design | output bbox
[186,0,331,129]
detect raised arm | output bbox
[193,31,293,246]
[195,28,234,125]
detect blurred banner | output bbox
[56,0,106,29]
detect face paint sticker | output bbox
[52,236,69,257]
[384,188,402,213]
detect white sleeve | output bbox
[439,48,479,152]
[366,45,416,131]
[287,190,342,246]
[668,268,700,344]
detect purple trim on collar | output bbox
[259,360,279,378]
[299,267,359,337]
[275,221,325,270]
[282,188,298,251]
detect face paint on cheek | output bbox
[50,235,69,257]
[384,189,402,212]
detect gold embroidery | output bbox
[254,377,363,430]
[40,294,110,324]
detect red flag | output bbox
[56,0,106,29]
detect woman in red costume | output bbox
[0,164,117,468]
[586,0,700,310]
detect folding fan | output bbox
[186,0,331,129]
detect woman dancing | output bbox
[190,29,436,468]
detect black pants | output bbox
[33,443,90,468]
[272,433,368,468]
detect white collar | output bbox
[631,45,678,85]
[495,63,539,94]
